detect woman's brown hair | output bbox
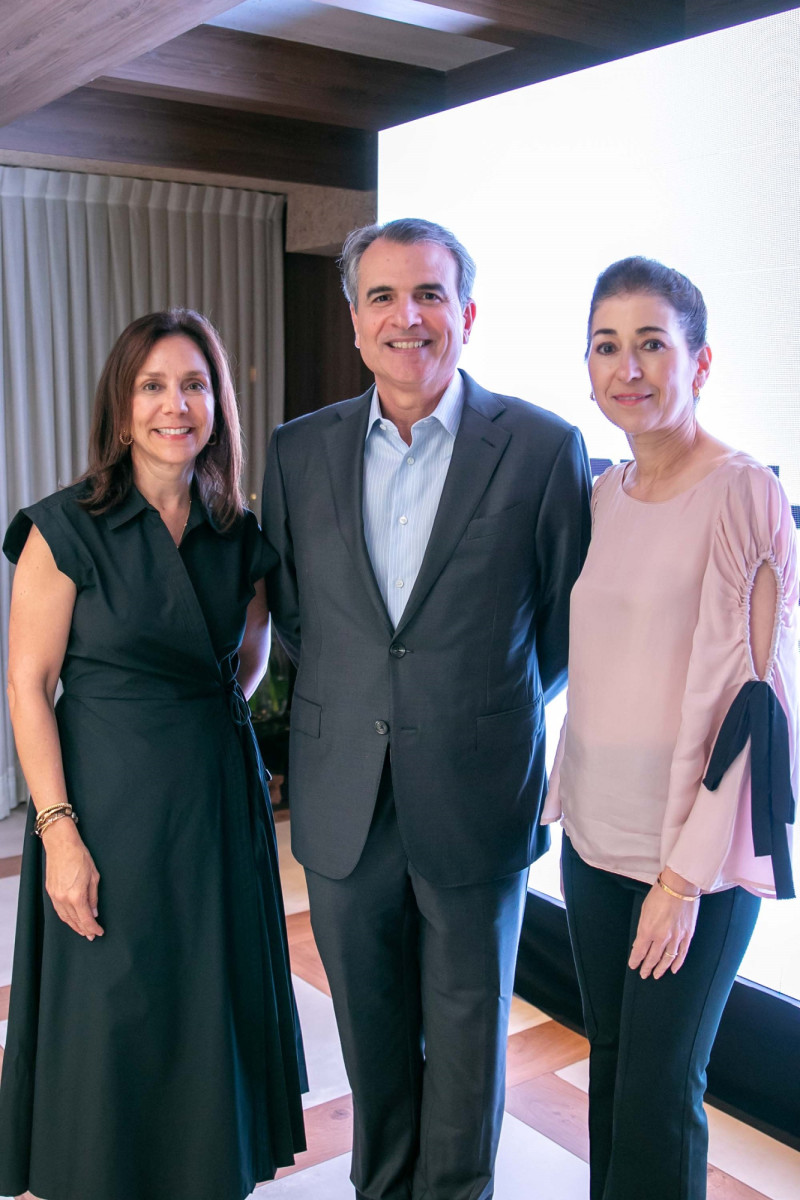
[79,309,245,530]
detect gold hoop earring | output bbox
[207,430,218,446]
[119,431,133,446]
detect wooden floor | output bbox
[277,907,775,1200]
[0,806,798,1199]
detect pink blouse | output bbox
[543,453,799,896]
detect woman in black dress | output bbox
[0,310,306,1200]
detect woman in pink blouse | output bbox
[544,257,798,1200]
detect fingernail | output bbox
[87,935,95,942]
[92,907,99,917]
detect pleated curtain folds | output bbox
[0,165,285,816]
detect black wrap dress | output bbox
[0,482,306,1200]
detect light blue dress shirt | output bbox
[363,372,464,628]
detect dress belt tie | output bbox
[224,676,252,728]
[703,679,796,900]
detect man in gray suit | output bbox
[262,218,591,1200]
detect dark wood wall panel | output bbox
[0,89,377,191]
[284,255,372,422]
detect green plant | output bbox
[250,639,293,721]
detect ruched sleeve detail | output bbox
[663,463,798,896]
[3,488,95,589]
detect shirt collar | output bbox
[105,483,219,533]
[105,486,151,530]
[365,370,464,443]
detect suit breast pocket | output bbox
[465,502,525,541]
[291,693,321,738]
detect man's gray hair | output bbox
[339,218,476,310]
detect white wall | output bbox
[378,9,800,998]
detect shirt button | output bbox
[389,643,407,658]
[399,515,408,525]
[407,456,415,465]
[374,720,390,735]
[395,578,404,588]
[379,423,387,431]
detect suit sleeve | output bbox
[261,426,302,665]
[534,425,592,703]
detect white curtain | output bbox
[0,166,285,816]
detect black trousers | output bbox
[305,758,529,1200]
[562,834,761,1200]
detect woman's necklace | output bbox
[177,497,192,545]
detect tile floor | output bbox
[0,803,798,1200]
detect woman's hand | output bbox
[42,818,104,941]
[629,868,700,979]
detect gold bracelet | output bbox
[656,873,700,902]
[33,802,72,829]
[34,802,72,825]
[35,811,79,838]
[33,804,77,838]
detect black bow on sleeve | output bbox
[703,680,796,900]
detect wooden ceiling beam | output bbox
[684,0,799,37]
[411,1,685,53]
[91,25,446,131]
[0,0,244,128]
[445,39,611,110]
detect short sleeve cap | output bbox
[242,510,279,588]
[3,485,95,589]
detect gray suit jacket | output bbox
[262,371,591,885]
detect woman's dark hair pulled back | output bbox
[586,257,708,358]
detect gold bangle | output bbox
[33,802,72,829]
[36,811,79,838]
[656,873,700,902]
[34,802,72,825]
[33,805,78,838]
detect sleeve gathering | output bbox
[662,463,798,897]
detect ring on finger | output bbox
[663,951,678,958]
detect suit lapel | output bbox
[395,373,510,637]
[323,392,394,634]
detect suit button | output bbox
[389,643,407,658]
[374,720,390,735]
